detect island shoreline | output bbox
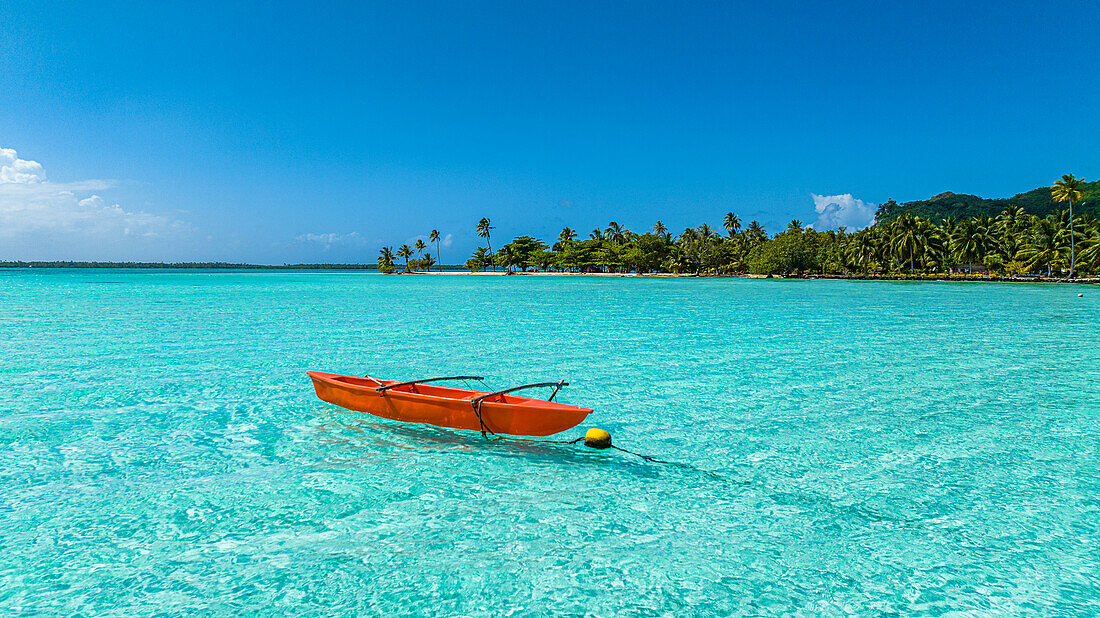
[4,264,1095,284]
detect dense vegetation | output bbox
[0,261,380,269]
[875,179,1100,223]
[450,176,1099,278]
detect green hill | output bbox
[874,180,1100,223]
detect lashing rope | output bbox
[470,386,668,463]
[472,397,495,439]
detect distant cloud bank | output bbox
[810,193,876,230]
[295,232,365,249]
[0,146,192,259]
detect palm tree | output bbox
[414,239,426,269]
[743,221,767,248]
[397,244,413,272]
[950,219,994,273]
[1052,174,1084,278]
[679,228,702,274]
[723,212,741,237]
[846,232,876,274]
[891,213,921,273]
[476,218,494,271]
[1019,217,1067,277]
[917,221,941,273]
[941,216,957,240]
[605,222,626,243]
[429,229,441,271]
[870,225,890,269]
[554,227,577,253]
[992,206,1027,266]
[1077,218,1100,273]
[377,246,396,272]
[652,220,672,245]
[996,205,1026,235]
[920,220,948,272]
[589,228,604,241]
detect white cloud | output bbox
[0,146,192,259]
[810,193,877,231]
[295,232,364,249]
[0,148,45,183]
[441,233,453,248]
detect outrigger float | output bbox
[307,371,594,438]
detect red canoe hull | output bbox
[307,371,593,436]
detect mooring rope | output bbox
[607,444,668,463]
[501,434,669,463]
[472,405,668,463]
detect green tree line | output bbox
[376,229,443,273]
[456,175,1099,278]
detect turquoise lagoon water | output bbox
[1,270,1098,615]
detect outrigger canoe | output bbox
[307,371,593,436]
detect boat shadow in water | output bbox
[309,407,615,466]
[308,407,690,476]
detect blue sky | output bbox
[1,0,1098,263]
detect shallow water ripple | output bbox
[1,271,1098,615]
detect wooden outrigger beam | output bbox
[375,375,485,395]
[471,380,569,405]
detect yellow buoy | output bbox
[1079,293,1084,297]
[583,428,612,449]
